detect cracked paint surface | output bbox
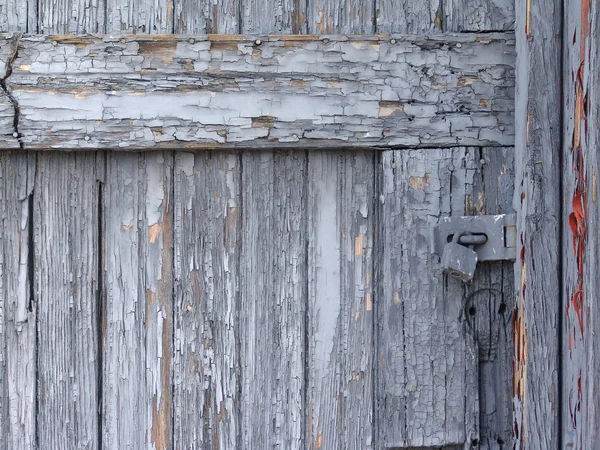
[0,33,515,150]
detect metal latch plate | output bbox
[431,214,516,262]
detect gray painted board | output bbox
[445,0,515,32]
[375,0,442,34]
[377,148,483,448]
[306,151,374,449]
[38,0,104,34]
[105,0,173,33]
[173,151,241,449]
[34,153,101,450]
[2,33,515,150]
[239,151,307,449]
[102,152,173,450]
[513,0,561,447]
[241,0,305,33]
[0,152,36,450]
[307,0,373,33]
[174,0,238,33]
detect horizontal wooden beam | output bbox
[0,33,515,150]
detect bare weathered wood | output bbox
[105,0,173,33]
[38,0,103,34]
[0,35,19,149]
[306,151,374,449]
[445,0,515,32]
[0,152,36,450]
[0,0,36,33]
[174,0,238,33]
[102,152,173,450]
[467,147,515,449]
[34,152,100,450]
[307,0,373,33]
[1,33,515,150]
[239,151,306,449]
[376,148,479,448]
[173,151,240,449]
[513,0,561,447]
[375,0,442,34]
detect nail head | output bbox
[390,39,397,45]
[188,38,195,44]
[120,38,127,44]
[322,38,330,44]
[84,135,90,141]
[51,40,58,46]
[254,39,262,46]
[12,132,18,138]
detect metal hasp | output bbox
[431,214,517,282]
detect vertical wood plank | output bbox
[375,0,442,34]
[34,153,100,450]
[307,0,373,34]
[38,0,104,34]
[376,148,479,448]
[241,0,306,33]
[174,0,238,33]
[562,0,598,448]
[239,151,306,450]
[0,152,36,450]
[105,0,173,33]
[173,151,241,449]
[306,151,374,450]
[467,147,515,449]
[0,0,37,32]
[444,0,514,32]
[513,0,561,446]
[102,152,173,450]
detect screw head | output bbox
[120,38,127,44]
[456,43,462,48]
[499,126,505,131]
[51,40,58,46]
[84,135,90,141]
[391,162,397,169]
[254,39,262,46]
[390,38,397,44]
[188,38,195,44]
[12,132,18,138]
[218,129,227,136]
[291,133,298,140]
[480,158,486,165]
[447,164,455,172]
[322,38,330,44]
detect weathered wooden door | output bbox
[0,1,516,449]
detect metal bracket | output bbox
[431,214,517,262]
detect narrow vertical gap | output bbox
[236,150,244,449]
[371,150,379,450]
[96,171,104,450]
[171,0,176,33]
[28,152,37,449]
[170,152,176,450]
[372,0,377,33]
[237,0,243,34]
[302,149,310,450]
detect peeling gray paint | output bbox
[0,33,515,150]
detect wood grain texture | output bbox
[2,33,515,150]
[444,0,515,32]
[34,152,100,450]
[173,151,241,449]
[102,152,173,450]
[306,151,374,450]
[562,0,598,448]
[105,0,173,33]
[375,0,442,34]
[174,0,238,33]
[376,148,480,448]
[0,152,36,450]
[307,0,373,33]
[38,0,104,34]
[467,147,515,449]
[0,0,36,33]
[239,151,306,449]
[513,0,561,447]
[241,0,305,33]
